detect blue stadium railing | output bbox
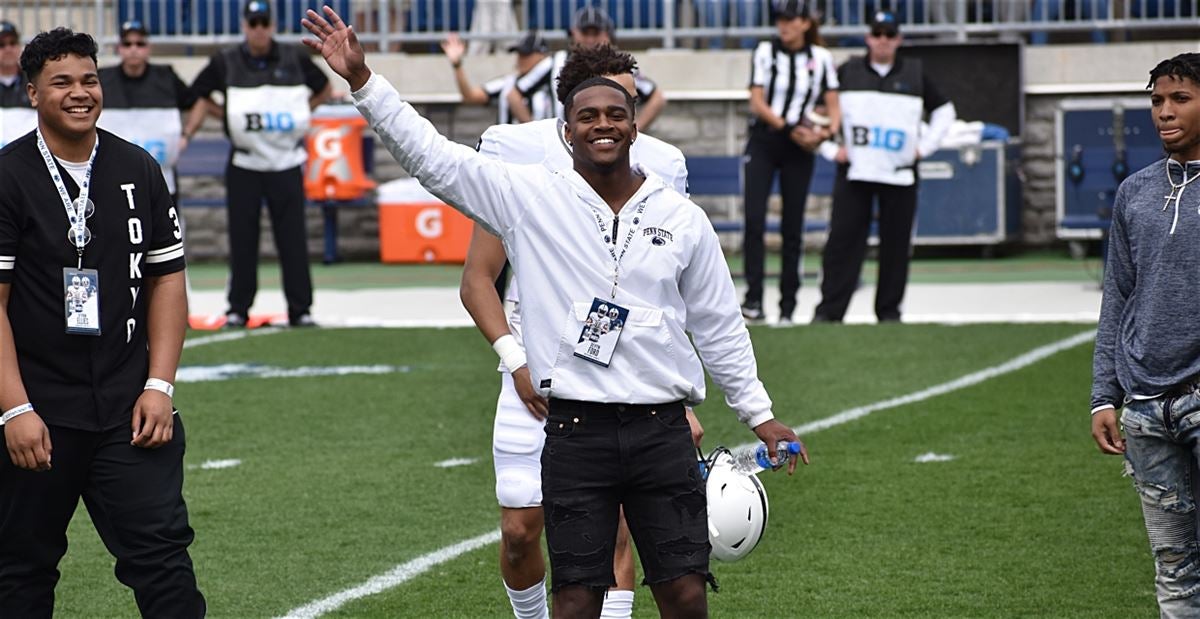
[4,0,1196,48]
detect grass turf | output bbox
[51,324,1154,617]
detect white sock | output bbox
[599,589,634,619]
[504,577,549,619]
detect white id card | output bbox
[573,297,629,368]
[63,267,100,336]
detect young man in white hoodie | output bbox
[303,7,807,617]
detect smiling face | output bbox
[1152,74,1200,163]
[563,84,637,170]
[28,53,102,142]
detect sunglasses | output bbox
[247,17,271,29]
[870,29,898,39]
[120,40,148,48]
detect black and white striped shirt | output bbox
[482,73,554,125]
[749,39,838,127]
[517,50,657,119]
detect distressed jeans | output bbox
[1122,389,1200,618]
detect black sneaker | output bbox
[223,312,247,329]
[741,301,765,321]
[289,313,318,328]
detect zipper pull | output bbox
[612,216,619,245]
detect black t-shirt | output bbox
[0,128,186,431]
[99,63,197,110]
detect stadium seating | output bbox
[116,0,351,36]
[686,155,836,234]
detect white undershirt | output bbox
[55,156,89,188]
[0,74,17,88]
[870,61,893,77]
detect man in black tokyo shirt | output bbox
[0,28,204,618]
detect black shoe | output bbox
[223,312,247,329]
[289,313,318,328]
[741,301,765,321]
[811,313,839,324]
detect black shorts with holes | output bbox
[541,398,710,591]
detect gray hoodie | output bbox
[1092,157,1200,411]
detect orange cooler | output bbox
[377,178,473,263]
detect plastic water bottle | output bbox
[730,440,802,475]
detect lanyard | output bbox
[589,198,649,300]
[36,128,98,269]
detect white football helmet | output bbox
[705,450,769,562]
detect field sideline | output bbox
[46,322,1155,618]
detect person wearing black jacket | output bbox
[99,20,197,206]
[0,27,203,618]
[184,0,331,328]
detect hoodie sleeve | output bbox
[1091,180,1134,412]
[353,73,529,237]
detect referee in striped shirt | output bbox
[741,0,839,325]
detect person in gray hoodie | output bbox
[1091,52,1200,617]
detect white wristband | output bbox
[491,334,527,374]
[145,378,174,399]
[1,403,34,425]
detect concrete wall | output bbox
[148,38,1198,261]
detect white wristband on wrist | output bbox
[145,378,175,399]
[491,334,527,374]
[1,403,34,425]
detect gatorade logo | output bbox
[314,127,345,160]
[416,208,443,239]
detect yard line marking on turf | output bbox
[779,329,1096,441]
[187,459,243,471]
[276,529,503,619]
[434,457,479,468]
[914,453,956,463]
[183,327,284,349]
[280,328,1095,617]
[176,363,408,383]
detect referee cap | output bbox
[772,0,811,19]
[243,0,271,20]
[869,10,900,34]
[508,31,548,56]
[573,6,614,34]
[120,20,148,37]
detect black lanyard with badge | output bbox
[36,128,101,336]
[573,199,648,367]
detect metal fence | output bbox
[1,1,1196,49]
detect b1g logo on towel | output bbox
[244,111,296,133]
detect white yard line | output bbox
[275,530,503,619]
[278,328,1096,617]
[183,328,284,349]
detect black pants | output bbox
[225,163,313,321]
[742,126,816,318]
[0,417,205,618]
[815,164,918,322]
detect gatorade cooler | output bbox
[305,104,375,201]
[377,178,473,263]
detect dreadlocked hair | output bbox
[1147,53,1200,89]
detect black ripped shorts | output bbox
[541,399,710,592]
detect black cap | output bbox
[772,0,810,19]
[572,6,614,34]
[120,20,148,37]
[243,0,271,20]
[0,20,18,40]
[869,10,899,34]
[508,31,548,56]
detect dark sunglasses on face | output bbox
[120,40,148,48]
[247,18,271,29]
[0,39,18,49]
[871,29,898,39]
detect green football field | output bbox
[50,323,1155,618]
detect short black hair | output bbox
[1147,53,1200,90]
[562,76,637,119]
[20,27,98,83]
[556,44,638,105]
